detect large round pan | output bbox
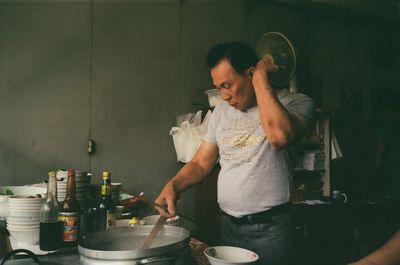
[78,225,191,261]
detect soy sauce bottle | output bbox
[40,171,61,251]
[58,169,80,248]
[98,171,116,231]
[80,187,99,236]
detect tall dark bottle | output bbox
[58,169,80,247]
[80,187,99,236]
[98,171,116,231]
[40,171,61,251]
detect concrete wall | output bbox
[1,0,399,217]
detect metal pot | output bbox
[78,225,191,265]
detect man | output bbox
[155,41,314,265]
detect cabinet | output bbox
[292,204,355,265]
[292,111,331,201]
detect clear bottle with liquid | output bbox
[40,171,61,251]
[98,171,116,231]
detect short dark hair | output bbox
[206,41,259,75]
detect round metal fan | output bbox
[256,32,296,87]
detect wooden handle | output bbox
[140,215,167,250]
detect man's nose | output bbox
[220,91,231,101]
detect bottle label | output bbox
[101,185,111,196]
[58,212,79,242]
[107,211,116,229]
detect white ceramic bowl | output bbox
[0,186,46,197]
[8,229,40,244]
[8,195,45,201]
[8,205,42,211]
[1,188,45,220]
[7,224,39,230]
[204,246,259,265]
[7,219,39,225]
[7,214,40,223]
[9,200,44,205]
[205,89,222,108]
[7,210,40,219]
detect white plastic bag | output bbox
[170,110,212,163]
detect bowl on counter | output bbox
[0,186,46,220]
[204,246,259,265]
[0,186,46,197]
[8,228,39,245]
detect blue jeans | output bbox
[220,210,293,265]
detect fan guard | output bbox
[255,32,296,87]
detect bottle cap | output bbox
[102,171,111,179]
[48,171,56,177]
[68,169,75,177]
[129,217,140,226]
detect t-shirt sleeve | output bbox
[203,104,221,144]
[285,94,315,131]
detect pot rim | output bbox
[78,225,190,260]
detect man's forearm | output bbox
[170,160,212,194]
[254,79,296,149]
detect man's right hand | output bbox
[154,181,179,219]
[154,142,219,219]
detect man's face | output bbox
[210,59,256,111]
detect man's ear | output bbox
[247,66,255,76]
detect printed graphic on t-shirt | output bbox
[219,117,265,165]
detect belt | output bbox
[222,202,291,225]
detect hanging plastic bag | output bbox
[170,110,212,163]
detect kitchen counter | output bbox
[2,250,209,265]
[1,218,210,265]
[1,239,211,265]
[2,253,80,264]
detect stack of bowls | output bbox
[57,180,67,203]
[111,183,121,205]
[76,171,91,208]
[57,170,91,209]
[7,196,45,245]
[0,186,47,220]
[57,170,68,203]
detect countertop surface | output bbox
[2,253,80,264]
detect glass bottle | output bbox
[58,169,80,248]
[39,171,61,251]
[98,171,116,231]
[80,186,99,236]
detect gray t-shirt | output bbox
[203,89,314,217]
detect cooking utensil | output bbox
[139,215,167,250]
[78,226,191,264]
